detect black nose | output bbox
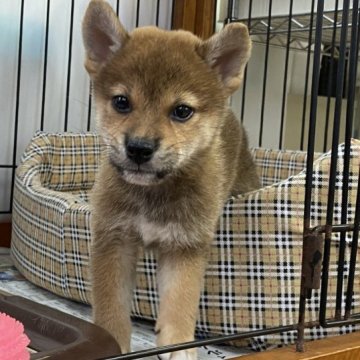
[125,137,156,165]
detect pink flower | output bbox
[0,312,30,360]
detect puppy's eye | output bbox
[112,95,131,113]
[171,105,194,122]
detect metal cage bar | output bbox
[136,0,141,27]
[323,0,339,153]
[258,0,272,147]
[296,0,325,350]
[8,0,25,214]
[40,0,50,132]
[64,0,75,132]
[300,0,315,151]
[240,0,252,123]
[101,325,297,360]
[279,0,293,149]
[319,0,350,326]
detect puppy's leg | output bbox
[91,230,138,354]
[156,248,208,360]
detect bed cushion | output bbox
[11,131,360,349]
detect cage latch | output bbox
[302,231,324,295]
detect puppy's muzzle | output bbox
[125,136,159,165]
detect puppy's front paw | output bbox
[158,349,197,360]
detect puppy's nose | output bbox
[125,137,156,165]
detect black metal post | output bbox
[40,0,50,131]
[64,0,75,132]
[323,1,339,153]
[279,0,293,149]
[136,0,141,27]
[225,0,234,24]
[9,0,25,213]
[240,0,252,123]
[296,0,325,351]
[319,0,350,326]
[300,0,315,151]
[258,0,272,147]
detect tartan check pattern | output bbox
[11,132,360,350]
[250,147,315,187]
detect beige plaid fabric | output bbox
[11,132,360,349]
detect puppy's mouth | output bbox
[110,158,169,185]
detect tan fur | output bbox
[82,1,260,358]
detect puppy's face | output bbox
[93,29,226,186]
[83,0,251,186]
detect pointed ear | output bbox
[199,23,252,95]
[82,0,129,76]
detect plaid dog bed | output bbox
[11,131,360,350]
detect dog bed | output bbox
[11,131,360,350]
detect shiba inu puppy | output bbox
[82,0,260,358]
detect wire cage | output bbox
[0,0,360,358]
[0,0,172,218]
[226,0,360,352]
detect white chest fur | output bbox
[136,215,191,248]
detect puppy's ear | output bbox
[199,23,251,95]
[82,0,129,76]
